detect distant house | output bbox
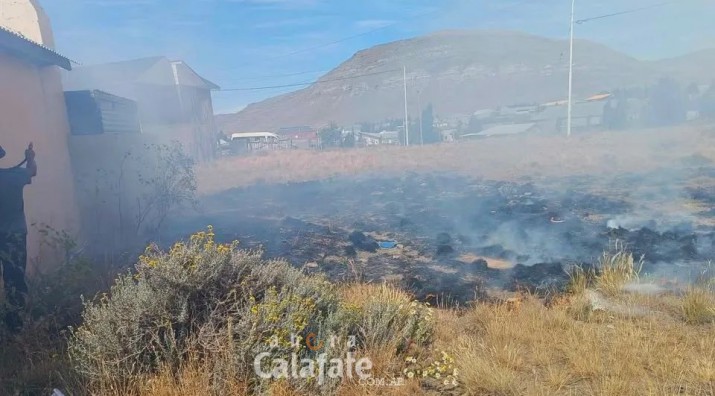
[533,101,606,133]
[360,131,399,146]
[461,123,540,139]
[62,56,219,162]
[277,126,318,141]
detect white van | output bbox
[229,132,283,152]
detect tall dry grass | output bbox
[197,126,715,195]
[447,296,715,396]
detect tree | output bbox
[700,82,715,119]
[645,78,686,127]
[318,122,342,148]
[341,132,356,148]
[603,98,628,130]
[467,115,483,134]
[421,104,440,144]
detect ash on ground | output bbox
[164,171,715,304]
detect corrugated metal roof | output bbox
[63,56,218,92]
[464,123,538,138]
[586,93,612,101]
[0,25,72,70]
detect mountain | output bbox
[650,49,715,84]
[217,30,713,132]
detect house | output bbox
[360,131,399,146]
[0,1,79,270]
[278,126,319,140]
[532,101,606,133]
[461,123,540,139]
[62,56,219,162]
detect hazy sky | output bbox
[43,0,714,113]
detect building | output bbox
[63,56,219,162]
[277,126,318,149]
[360,131,399,146]
[64,90,141,135]
[0,0,79,271]
[532,101,606,133]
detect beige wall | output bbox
[0,0,55,48]
[0,54,79,274]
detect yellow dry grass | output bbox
[197,125,715,195]
[98,282,715,396]
[445,296,715,396]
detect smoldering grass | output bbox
[594,242,643,296]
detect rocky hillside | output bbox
[217,30,712,131]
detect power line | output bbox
[224,69,330,82]
[575,1,674,24]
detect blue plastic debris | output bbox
[379,241,398,249]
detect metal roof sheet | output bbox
[0,25,72,70]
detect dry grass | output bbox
[446,296,715,396]
[340,283,413,309]
[683,287,715,324]
[84,283,715,396]
[594,245,643,296]
[197,126,715,194]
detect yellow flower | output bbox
[407,372,414,379]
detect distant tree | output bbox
[456,120,465,137]
[603,98,628,130]
[421,104,440,144]
[645,78,686,127]
[359,122,375,133]
[467,115,483,134]
[341,132,356,148]
[319,122,342,148]
[700,82,715,119]
[686,82,700,98]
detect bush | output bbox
[68,229,435,394]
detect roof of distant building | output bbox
[63,56,218,92]
[0,25,71,70]
[534,101,606,120]
[586,93,612,101]
[464,123,538,138]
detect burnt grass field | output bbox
[163,159,715,304]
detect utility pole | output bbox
[417,89,424,145]
[567,0,576,137]
[403,66,409,147]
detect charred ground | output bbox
[164,160,715,303]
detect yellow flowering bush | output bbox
[403,350,460,389]
[68,228,342,394]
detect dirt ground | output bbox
[159,125,715,303]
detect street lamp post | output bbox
[567,0,576,137]
[403,66,410,146]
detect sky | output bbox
[43,0,715,114]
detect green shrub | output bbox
[68,227,344,393]
[69,229,436,394]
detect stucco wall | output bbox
[0,0,55,47]
[0,54,79,274]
